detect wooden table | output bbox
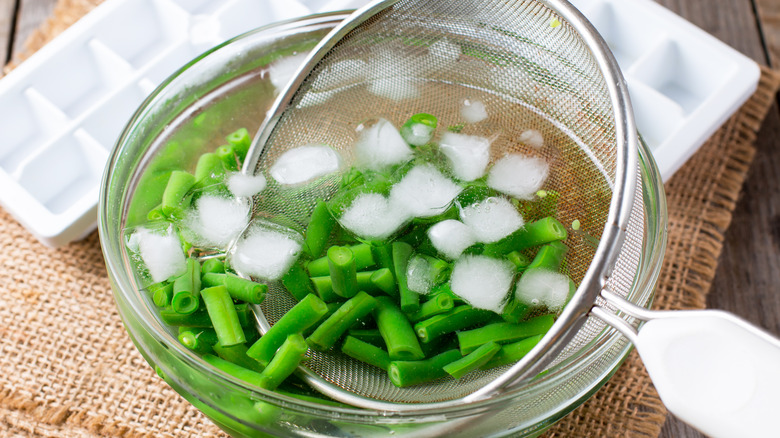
[1,1,778,437]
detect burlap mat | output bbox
[2,1,780,436]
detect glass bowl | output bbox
[98,11,667,438]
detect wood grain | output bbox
[0,0,16,65]
[10,0,56,60]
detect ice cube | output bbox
[406,255,433,295]
[229,221,303,281]
[354,118,414,171]
[367,77,420,101]
[268,52,309,93]
[185,195,251,248]
[428,38,461,63]
[519,129,544,149]
[339,193,410,240]
[269,144,341,185]
[401,122,435,147]
[130,226,187,283]
[514,269,571,312]
[450,255,515,313]
[427,219,477,260]
[460,99,488,123]
[487,154,549,200]
[439,131,491,181]
[389,165,462,218]
[227,173,267,198]
[459,196,524,243]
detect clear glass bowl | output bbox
[98,11,667,438]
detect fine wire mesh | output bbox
[248,0,644,404]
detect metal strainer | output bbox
[241,0,639,411]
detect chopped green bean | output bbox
[257,334,309,390]
[371,243,395,273]
[225,127,251,159]
[149,281,173,308]
[203,354,267,388]
[201,285,246,347]
[310,275,340,302]
[304,200,336,258]
[172,258,201,314]
[388,349,462,387]
[328,246,358,298]
[201,257,225,274]
[282,262,315,301]
[161,170,196,219]
[370,268,397,295]
[400,113,437,146]
[307,291,377,351]
[456,315,554,355]
[247,294,328,366]
[414,305,494,344]
[506,251,531,271]
[408,293,454,323]
[374,296,424,361]
[216,144,239,171]
[213,342,264,373]
[346,328,386,348]
[480,334,544,369]
[194,152,225,185]
[526,241,568,271]
[341,336,391,371]
[482,216,568,256]
[392,241,419,313]
[178,330,214,354]
[444,341,501,379]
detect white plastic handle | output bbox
[635,311,780,438]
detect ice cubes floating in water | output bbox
[227,173,267,198]
[450,255,516,313]
[355,118,414,171]
[185,195,251,248]
[439,132,491,182]
[128,225,186,283]
[514,269,571,312]
[406,255,434,295]
[388,165,463,218]
[270,144,342,186]
[339,193,409,241]
[460,197,525,244]
[487,154,549,200]
[460,99,488,124]
[230,221,304,281]
[426,220,477,260]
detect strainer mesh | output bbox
[249,0,642,405]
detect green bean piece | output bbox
[161,170,196,219]
[213,342,265,373]
[178,330,213,354]
[234,303,254,327]
[328,246,358,298]
[224,273,267,304]
[346,328,386,348]
[408,293,454,323]
[482,216,568,257]
[304,200,336,258]
[341,336,392,371]
[444,341,501,379]
[480,334,544,369]
[203,354,267,388]
[370,268,397,295]
[388,349,462,388]
[392,242,420,313]
[282,262,315,301]
[356,271,380,294]
[147,204,165,221]
[201,257,225,274]
[149,282,174,308]
[414,305,494,344]
[456,315,555,355]
[201,285,246,347]
[179,326,219,345]
[201,272,225,288]
[160,308,212,327]
[526,241,568,271]
[225,127,251,159]
[216,144,239,171]
[400,113,437,146]
[501,299,532,324]
[310,276,341,302]
[374,296,425,361]
[303,302,343,337]
[257,334,309,390]
[308,243,376,276]
[172,258,202,314]
[418,254,450,284]
[371,243,395,273]
[247,294,328,366]
[307,291,377,351]
[194,152,225,185]
[507,251,531,272]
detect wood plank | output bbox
[755,0,780,67]
[0,0,16,67]
[10,0,56,59]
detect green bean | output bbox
[216,144,239,171]
[213,342,264,373]
[480,334,544,369]
[226,273,267,304]
[225,127,251,159]
[179,326,219,347]
[308,243,376,276]
[303,302,343,337]
[304,200,336,258]
[149,281,173,308]
[526,241,568,271]
[408,293,454,323]
[194,152,225,185]
[310,276,341,302]
[178,330,214,354]
[444,341,501,379]
[374,296,424,360]
[482,217,568,256]
[346,328,386,348]
[257,334,309,390]
[247,294,328,366]
[457,315,554,355]
[388,349,462,388]
[147,204,165,221]
[356,271,379,294]
[370,268,397,295]
[400,113,437,146]
[341,336,391,371]
[161,170,196,219]
[201,257,225,274]
[414,305,494,344]
[281,262,315,301]
[201,272,225,288]
[203,354,267,388]
[392,241,419,313]
[160,308,212,327]
[307,291,377,351]
[172,258,201,314]
[201,285,246,347]
[328,246,358,298]
[506,251,531,272]
[371,243,395,273]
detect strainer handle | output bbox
[593,295,780,438]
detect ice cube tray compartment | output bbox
[0,0,761,247]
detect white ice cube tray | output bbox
[0,0,760,247]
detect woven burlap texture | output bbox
[2,1,780,436]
